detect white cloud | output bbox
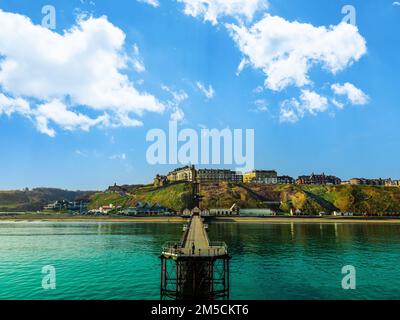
[196,81,215,99]
[280,90,328,123]
[0,10,164,136]
[170,107,185,122]
[253,86,264,94]
[109,153,127,161]
[393,2,400,6]
[131,44,146,73]
[331,98,344,109]
[35,100,109,137]
[162,85,188,122]
[228,15,367,91]
[280,99,300,123]
[177,0,268,25]
[300,89,328,114]
[137,0,160,7]
[251,99,268,112]
[331,82,369,105]
[75,149,88,157]
[0,94,31,117]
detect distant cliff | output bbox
[87,182,400,215]
[0,188,95,212]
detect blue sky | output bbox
[0,0,399,190]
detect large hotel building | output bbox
[166,165,197,182]
[197,169,243,183]
[243,170,278,184]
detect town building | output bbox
[44,200,88,212]
[97,203,121,214]
[154,175,168,188]
[167,165,197,182]
[349,178,387,186]
[277,175,295,184]
[385,179,400,187]
[121,202,173,216]
[182,207,210,217]
[209,204,240,216]
[296,173,341,185]
[197,169,243,183]
[107,183,137,195]
[243,170,278,184]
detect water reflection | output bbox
[1,221,399,300]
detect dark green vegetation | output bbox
[2,183,400,214]
[0,188,94,212]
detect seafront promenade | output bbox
[1,213,400,224]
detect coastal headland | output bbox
[2,182,400,218]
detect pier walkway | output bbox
[160,213,230,299]
[162,215,228,259]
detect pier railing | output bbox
[161,241,228,258]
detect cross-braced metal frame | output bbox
[160,255,230,300]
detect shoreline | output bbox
[1,214,400,224]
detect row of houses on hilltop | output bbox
[154,166,341,186]
[154,166,295,186]
[153,166,400,187]
[296,173,342,185]
[345,178,400,187]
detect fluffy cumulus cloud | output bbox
[177,0,268,25]
[0,94,31,117]
[228,15,367,91]
[0,10,164,136]
[331,82,369,105]
[35,100,109,137]
[280,90,328,123]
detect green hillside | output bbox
[87,182,400,215]
[89,182,194,212]
[0,188,94,212]
[2,183,400,215]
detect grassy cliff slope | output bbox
[3,183,399,215]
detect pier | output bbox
[160,213,230,300]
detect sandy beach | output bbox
[0,214,400,224]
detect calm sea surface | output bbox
[0,221,399,300]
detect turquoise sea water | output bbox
[0,221,399,300]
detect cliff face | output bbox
[88,182,400,215]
